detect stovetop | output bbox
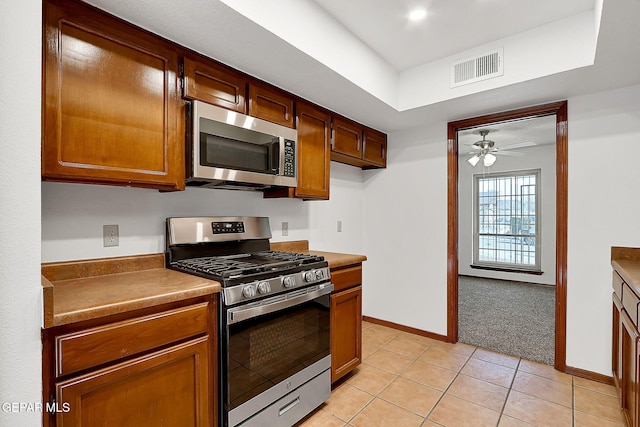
[165,217,332,304]
[171,250,325,280]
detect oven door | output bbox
[222,283,333,427]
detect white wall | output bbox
[566,84,640,373]
[0,0,42,425]
[458,144,557,285]
[42,163,365,262]
[362,83,640,375]
[362,124,449,335]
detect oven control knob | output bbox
[257,281,271,294]
[304,271,314,282]
[315,270,324,280]
[283,276,296,288]
[242,285,256,298]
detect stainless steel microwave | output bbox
[187,100,297,190]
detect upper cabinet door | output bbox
[295,102,331,200]
[248,82,295,128]
[363,128,387,168]
[331,117,363,159]
[43,0,184,190]
[182,56,247,113]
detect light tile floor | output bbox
[297,321,624,427]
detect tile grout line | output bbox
[342,333,429,425]
[421,345,480,424]
[495,357,522,426]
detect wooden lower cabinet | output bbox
[56,337,210,427]
[614,293,623,392]
[621,310,639,427]
[330,264,363,383]
[43,298,216,427]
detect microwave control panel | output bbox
[283,139,296,177]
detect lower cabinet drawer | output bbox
[613,271,625,301]
[331,265,362,293]
[55,302,209,377]
[623,284,640,328]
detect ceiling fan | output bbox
[465,129,532,167]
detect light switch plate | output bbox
[282,222,289,236]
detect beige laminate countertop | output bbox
[42,243,364,328]
[612,247,640,295]
[308,251,367,269]
[42,254,220,328]
[270,240,367,269]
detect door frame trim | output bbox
[447,100,568,371]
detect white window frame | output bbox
[472,169,541,272]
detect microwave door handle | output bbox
[227,283,334,324]
[272,139,280,174]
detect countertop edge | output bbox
[50,282,219,327]
[612,259,640,295]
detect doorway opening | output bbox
[447,101,568,371]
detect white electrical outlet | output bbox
[337,220,342,232]
[103,224,119,247]
[282,221,289,236]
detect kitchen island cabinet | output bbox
[43,0,184,191]
[612,247,640,427]
[41,255,220,427]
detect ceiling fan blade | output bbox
[494,150,525,156]
[498,141,537,150]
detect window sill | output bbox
[470,264,543,275]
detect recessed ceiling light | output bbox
[408,8,427,21]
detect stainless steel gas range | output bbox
[165,216,333,427]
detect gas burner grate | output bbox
[173,257,263,278]
[252,250,324,264]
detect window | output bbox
[473,169,540,272]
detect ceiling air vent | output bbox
[451,48,504,88]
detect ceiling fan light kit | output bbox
[483,152,496,167]
[467,154,480,166]
[466,129,498,168]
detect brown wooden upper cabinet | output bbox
[248,81,295,128]
[294,102,331,200]
[263,102,330,200]
[42,0,184,191]
[331,116,387,169]
[182,56,247,114]
[363,128,387,168]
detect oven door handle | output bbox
[227,283,334,325]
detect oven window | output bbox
[226,295,330,410]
